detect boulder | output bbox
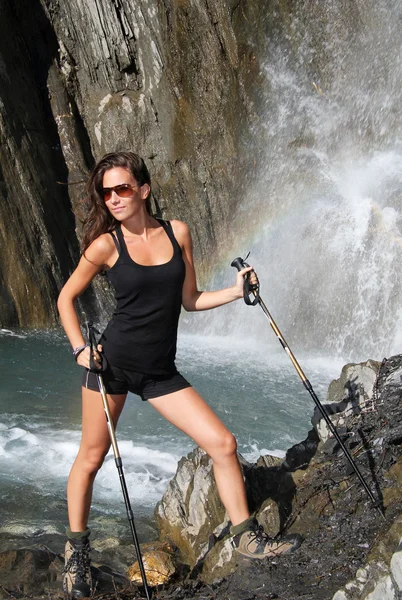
[127,541,177,587]
[312,359,381,443]
[154,447,228,567]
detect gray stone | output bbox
[332,591,349,600]
[356,567,370,583]
[365,575,395,600]
[312,359,381,443]
[391,549,402,591]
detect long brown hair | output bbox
[81,152,152,251]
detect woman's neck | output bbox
[120,212,157,238]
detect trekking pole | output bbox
[231,257,385,520]
[86,323,152,600]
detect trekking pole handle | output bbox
[231,256,260,305]
[231,256,248,271]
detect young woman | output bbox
[57,152,301,598]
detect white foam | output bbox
[243,444,286,464]
[95,442,182,506]
[0,422,182,508]
[0,329,26,338]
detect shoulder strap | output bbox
[114,224,129,257]
[158,219,180,252]
[109,230,120,254]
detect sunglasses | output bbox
[101,183,137,202]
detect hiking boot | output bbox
[231,520,302,559]
[63,537,92,598]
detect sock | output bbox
[66,526,91,541]
[230,516,257,536]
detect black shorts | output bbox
[82,363,191,401]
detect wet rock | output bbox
[156,354,402,594]
[127,541,177,587]
[154,446,227,567]
[0,546,61,595]
[283,428,320,470]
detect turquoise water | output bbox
[0,327,343,554]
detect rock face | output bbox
[0,0,270,327]
[0,1,80,327]
[155,355,402,598]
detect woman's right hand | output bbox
[76,345,103,369]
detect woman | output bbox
[58,152,301,598]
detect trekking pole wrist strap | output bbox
[231,256,260,306]
[243,277,260,305]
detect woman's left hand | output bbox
[234,266,258,299]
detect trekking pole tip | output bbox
[370,498,386,520]
[377,505,386,520]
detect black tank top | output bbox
[100,220,186,375]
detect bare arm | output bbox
[57,235,116,361]
[171,220,254,312]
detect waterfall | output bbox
[187,1,402,363]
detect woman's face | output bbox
[102,167,149,220]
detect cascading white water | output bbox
[191,1,402,362]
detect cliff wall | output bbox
[0,0,269,326]
[0,0,369,327]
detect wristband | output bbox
[73,343,89,361]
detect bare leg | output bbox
[148,387,249,526]
[67,388,127,532]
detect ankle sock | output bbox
[230,516,257,536]
[66,526,91,540]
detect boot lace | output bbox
[63,543,90,582]
[250,524,272,544]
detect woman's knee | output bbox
[209,430,238,460]
[75,445,109,476]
